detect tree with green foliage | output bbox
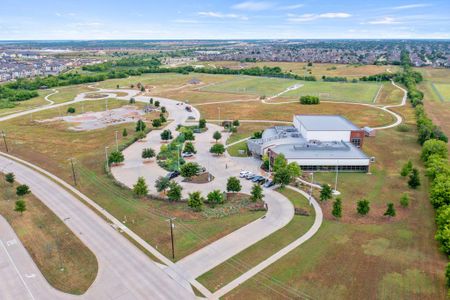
[180,162,200,179]
[140,85,145,92]
[207,190,224,208]
[425,154,450,181]
[14,200,26,215]
[252,131,263,139]
[161,106,166,113]
[152,118,162,127]
[400,193,409,208]
[135,130,146,141]
[108,150,124,164]
[384,203,396,217]
[155,176,170,194]
[233,120,240,127]
[129,97,136,104]
[198,119,206,129]
[122,128,128,137]
[133,177,148,197]
[273,154,287,172]
[16,184,30,197]
[184,142,196,154]
[135,119,146,132]
[160,129,173,141]
[67,107,76,114]
[250,184,264,202]
[149,98,154,105]
[210,143,225,156]
[167,181,182,201]
[357,199,370,216]
[213,131,222,142]
[421,139,448,162]
[154,100,160,107]
[273,167,291,188]
[300,95,320,105]
[159,114,167,123]
[5,172,15,184]
[408,168,421,189]
[430,175,450,209]
[332,197,342,218]
[227,177,241,193]
[446,263,450,288]
[184,130,195,141]
[320,184,333,201]
[400,160,413,177]
[142,148,155,160]
[287,162,301,178]
[187,191,204,212]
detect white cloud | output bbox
[288,12,351,22]
[173,19,199,24]
[368,17,401,24]
[278,4,304,10]
[391,3,432,10]
[198,11,248,20]
[232,1,274,11]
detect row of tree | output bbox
[299,95,320,105]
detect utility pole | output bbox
[334,160,339,193]
[168,217,176,260]
[1,130,8,153]
[70,158,77,186]
[105,146,109,172]
[115,130,119,151]
[309,172,314,205]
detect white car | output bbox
[239,171,251,178]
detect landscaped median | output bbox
[0,173,98,294]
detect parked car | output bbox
[166,171,180,180]
[185,106,192,112]
[256,177,267,184]
[240,171,251,178]
[246,174,256,180]
[182,152,194,158]
[263,180,275,188]
[251,175,264,183]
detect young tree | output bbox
[198,119,206,129]
[142,148,155,160]
[287,162,301,178]
[67,107,76,114]
[16,184,30,197]
[159,114,167,123]
[5,172,15,184]
[384,203,396,217]
[332,197,342,218]
[184,142,196,154]
[161,106,167,113]
[273,167,292,188]
[400,160,413,177]
[149,98,154,105]
[133,177,148,197]
[135,119,146,132]
[155,176,170,194]
[180,162,200,179]
[14,200,26,215]
[152,118,162,128]
[357,199,370,216]
[408,168,421,189]
[320,184,333,202]
[232,120,240,127]
[400,193,409,208]
[188,191,204,212]
[250,184,264,202]
[273,154,287,172]
[227,177,242,193]
[135,131,146,141]
[210,143,225,156]
[140,85,145,92]
[129,97,136,104]
[207,190,224,208]
[122,128,128,137]
[108,150,124,164]
[167,182,183,202]
[160,129,173,141]
[154,100,160,107]
[213,131,222,142]
[184,130,195,141]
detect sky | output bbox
[0,0,449,40]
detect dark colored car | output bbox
[263,180,275,188]
[166,170,180,180]
[251,175,264,183]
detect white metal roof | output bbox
[294,115,360,131]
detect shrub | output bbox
[396,124,410,132]
[199,119,206,129]
[180,162,200,179]
[357,199,370,215]
[232,120,240,126]
[408,168,421,189]
[142,148,155,159]
[67,107,76,114]
[320,184,333,201]
[421,139,448,162]
[108,150,124,164]
[167,182,182,201]
[400,160,413,177]
[155,176,170,194]
[207,190,224,207]
[384,203,396,217]
[300,95,320,105]
[227,177,241,193]
[152,119,162,127]
[184,142,196,154]
[250,184,264,202]
[400,193,409,208]
[135,119,146,132]
[122,128,128,137]
[332,197,342,218]
[5,172,15,184]
[133,177,148,196]
[16,184,30,197]
[161,129,173,141]
[188,191,204,212]
[430,175,450,208]
[210,143,225,155]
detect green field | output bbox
[200,76,381,103]
[431,83,450,102]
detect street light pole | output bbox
[309,172,314,204]
[168,217,176,260]
[70,158,77,186]
[1,130,9,153]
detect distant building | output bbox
[247,115,370,172]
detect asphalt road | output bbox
[0,155,195,300]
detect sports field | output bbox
[200,76,381,103]
[431,83,450,102]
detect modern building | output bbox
[247,115,371,172]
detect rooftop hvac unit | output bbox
[370,157,376,163]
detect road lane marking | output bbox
[0,240,35,300]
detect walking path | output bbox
[211,185,323,299]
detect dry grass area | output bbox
[221,103,448,300]
[197,101,394,128]
[0,174,98,294]
[375,82,404,105]
[0,100,263,261]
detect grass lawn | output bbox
[375,82,404,105]
[197,188,314,292]
[0,89,52,116]
[0,100,263,261]
[219,102,448,299]
[431,83,450,102]
[197,101,394,128]
[0,174,98,294]
[49,85,93,104]
[226,123,279,157]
